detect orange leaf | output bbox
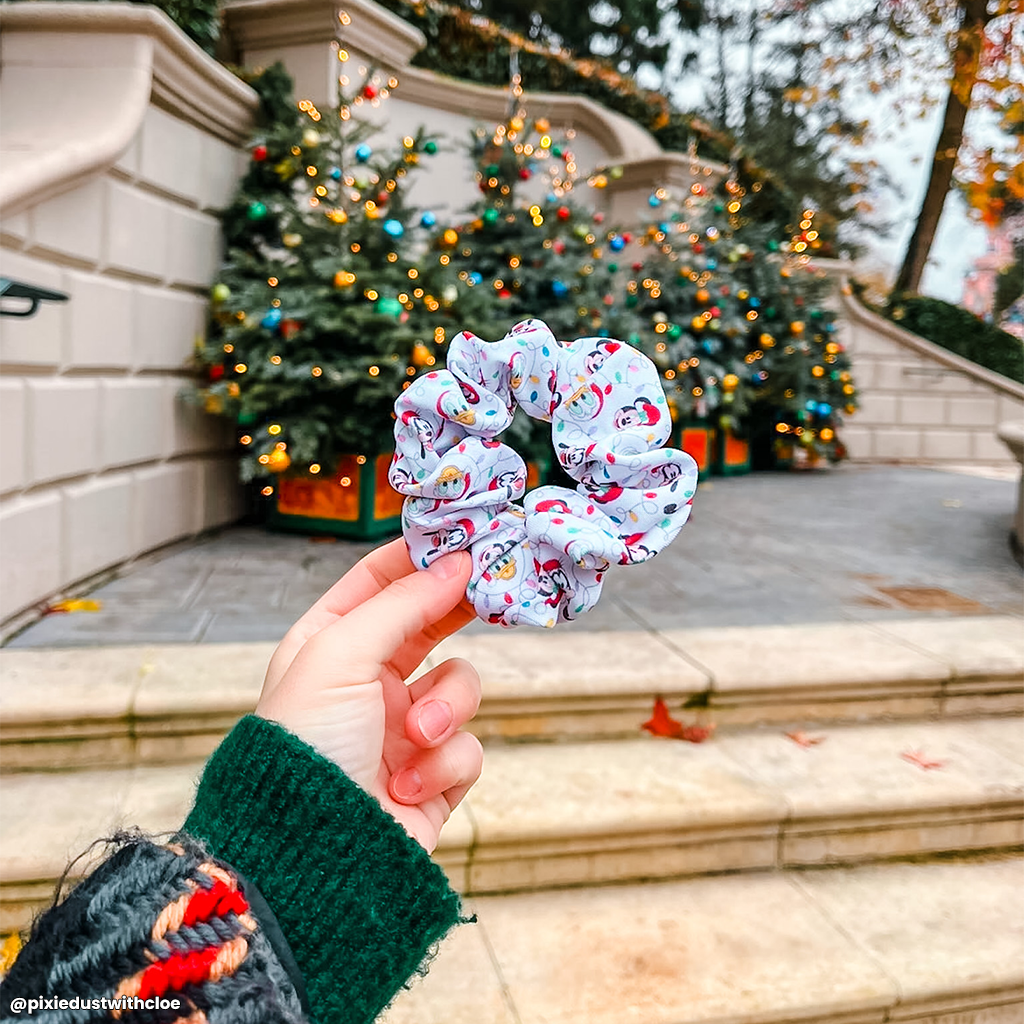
[900,749,944,771]
[785,730,826,748]
[642,697,684,738]
[44,599,102,615]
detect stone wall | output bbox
[0,5,258,626]
[837,285,1024,467]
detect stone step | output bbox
[2,616,1022,771]
[2,715,1021,933]
[380,856,1024,1024]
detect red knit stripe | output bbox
[138,947,220,1000]
[181,880,249,927]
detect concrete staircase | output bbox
[1,616,1022,1023]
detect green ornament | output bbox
[486,164,500,176]
[668,324,682,340]
[375,296,403,317]
[552,145,563,157]
[211,283,231,303]
[767,239,780,251]
[609,166,624,179]
[625,293,638,309]
[608,262,618,272]
[483,208,499,224]
[574,225,588,238]
[424,140,438,155]
[354,174,369,190]
[713,203,724,213]
[810,309,823,319]
[766,307,776,317]
[238,411,257,426]
[247,201,268,221]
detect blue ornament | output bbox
[552,281,569,298]
[261,308,283,330]
[706,258,718,270]
[468,272,483,285]
[659,222,670,234]
[420,211,436,228]
[609,235,626,252]
[825,322,836,332]
[383,219,405,238]
[355,144,372,163]
[701,340,714,353]
[329,166,342,180]
[648,194,661,207]
[817,402,832,417]
[749,297,761,308]
[547,192,557,204]
[805,400,817,412]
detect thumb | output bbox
[283,551,472,691]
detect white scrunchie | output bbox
[390,319,698,627]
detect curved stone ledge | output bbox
[0,2,257,217]
[840,282,1024,401]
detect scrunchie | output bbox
[390,319,698,627]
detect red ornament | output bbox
[362,84,377,99]
[209,365,225,381]
[553,240,567,255]
[632,261,643,272]
[557,206,570,221]
[252,144,268,162]
[281,318,302,340]
[693,242,704,254]
[593,212,605,224]
[499,289,512,299]
[622,233,632,244]
[519,168,531,180]
[710,306,721,317]
[603,294,614,306]
[720,286,730,296]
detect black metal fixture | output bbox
[0,278,69,318]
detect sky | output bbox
[659,6,1000,306]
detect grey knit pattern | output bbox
[0,834,307,1024]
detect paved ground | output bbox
[5,464,1021,648]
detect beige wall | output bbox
[837,285,1024,466]
[0,6,257,625]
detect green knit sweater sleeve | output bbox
[183,714,464,1024]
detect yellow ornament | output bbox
[227,382,240,397]
[411,342,432,367]
[791,321,805,334]
[442,229,459,248]
[592,174,608,189]
[334,270,357,288]
[812,366,825,377]
[820,427,834,442]
[690,315,706,331]
[845,403,856,414]
[283,233,302,248]
[722,374,739,392]
[760,332,775,347]
[265,448,291,473]
[204,392,223,414]
[327,208,348,224]
[695,288,710,304]
[738,290,750,300]
[534,118,551,133]
[302,128,321,147]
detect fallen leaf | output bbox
[0,932,22,974]
[679,723,716,743]
[642,698,715,742]
[785,730,826,748]
[44,599,102,615]
[901,749,944,771]
[642,697,684,738]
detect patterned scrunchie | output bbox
[390,319,698,627]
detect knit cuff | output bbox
[183,715,463,1024]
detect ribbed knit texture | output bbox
[183,715,463,1024]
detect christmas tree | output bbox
[193,64,494,489]
[622,176,858,466]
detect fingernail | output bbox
[427,552,467,580]
[392,767,422,800]
[418,700,453,742]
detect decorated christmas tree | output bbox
[622,175,858,467]
[193,64,494,495]
[431,58,628,344]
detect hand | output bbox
[256,538,482,853]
